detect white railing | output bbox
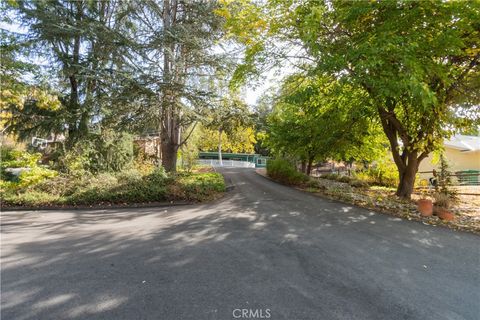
[197,159,255,168]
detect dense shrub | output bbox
[337,175,352,183]
[146,167,170,184]
[115,169,143,185]
[0,168,17,182]
[320,173,364,186]
[58,131,134,174]
[83,131,134,172]
[1,144,225,207]
[18,167,58,187]
[267,159,309,185]
[304,179,327,191]
[2,168,225,206]
[1,146,41,168]
[1,147,57,187]
[59,150,90,176]
[132,155,156,176]
[33,174,77,195]
[320,173,340,181]
[67,173,168,205]
[349,179,369,188]
[2,190,62,206]
[171,172,225,201]
[318,161,396,188]
[353,160,398,188]
[305,179,321,188]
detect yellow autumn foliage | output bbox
[198,126,257,153]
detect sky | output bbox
[241,62,298,107]
[243,76,275,106]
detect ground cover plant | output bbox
[1,148,225,207]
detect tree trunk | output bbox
[156,137,161,164]
[306,157,314,176]
[386,148,422,200]
[396,164,417,198]
[300,160,307,174]
[159,0,180,173]
[218,129,223,166]
[379,110,427,199]
[66,2,83,148]
[161,139,178,172]
[160,107,181,172]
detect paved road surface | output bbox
[1,168,479,320]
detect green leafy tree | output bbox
[3,0,230,174]
[223,0,480,198]
[297,1,480,198]
[204,95,251,165]
[252,90,275,156]
[267,74,385,175]
[198,125,256,154]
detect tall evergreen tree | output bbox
[121,0,228,172]
[3,0,131,147]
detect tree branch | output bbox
[445,53,480,100]
[178,121,197,147]
[378,108,406,172]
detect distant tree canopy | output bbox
[198,125,256,154]
[202,94,252,162]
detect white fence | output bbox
[197,159,255,168]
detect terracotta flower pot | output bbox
[417,199,433,217]
[436,207,455,221]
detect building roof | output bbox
[445,134,480,152]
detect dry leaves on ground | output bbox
[257,169,480,234]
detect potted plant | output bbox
[416,186,433,217]
[417,197,433,217]
[433,192,455,221]
[436,208,455,221]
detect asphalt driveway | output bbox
[1,168,479,320]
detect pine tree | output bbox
[3,0,131,147]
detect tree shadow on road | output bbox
[1,189,478,320]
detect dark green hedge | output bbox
[266,159,309,186]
